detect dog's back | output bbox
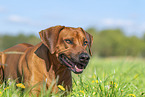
[0,43,33,82]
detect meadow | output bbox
[0,57,145,97]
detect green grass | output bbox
[0,57,145,97]
[71,57,145,97]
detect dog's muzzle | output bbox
[58,53,90,74]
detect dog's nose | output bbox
[79,53,90,63]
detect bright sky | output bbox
[0,0,145,37]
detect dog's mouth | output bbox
[58,54,87,74]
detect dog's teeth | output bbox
[75,65,78,69]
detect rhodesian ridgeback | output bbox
[0,25,93,95]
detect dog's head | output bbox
[39,26,93,74]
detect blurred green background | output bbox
[1,28,145,58]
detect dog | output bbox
[0,25,93,95]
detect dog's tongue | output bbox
[75,65,83,72]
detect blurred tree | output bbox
[27,35,40,45]
[86,28,145,57]
[0,34,40,51]
[95,29,126,57]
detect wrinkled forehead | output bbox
[59,27,86,39]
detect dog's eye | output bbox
[84,41,88,46]
[65,39,73,44]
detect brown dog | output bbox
[0,25,93,95]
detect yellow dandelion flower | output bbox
[121,90,123,92]
[4,87,9,91]
[0,91,2,95]
[92,80,95,83]
[80,90,85,94]
[16,83,25,88]
[115,83,118,88]
[58,85,65,91]
[96,80,99,83]
[129,94,136,97]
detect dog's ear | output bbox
[85,32,93,56]
[80,28,93,56]
[39,26,65,54]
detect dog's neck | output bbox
[35,42,66,70]
[35,42,72,90]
